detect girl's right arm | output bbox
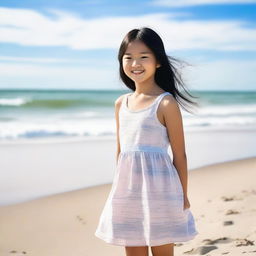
[114,94,125,165]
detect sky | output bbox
[0,0,256,91]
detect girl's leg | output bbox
[150,243,175,256]
[125,246,149,256]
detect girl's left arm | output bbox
[162,95,188,197]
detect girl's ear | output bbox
[156,63,161,68]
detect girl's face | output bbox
[122,40,160,85]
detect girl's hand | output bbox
[183,195,191,210]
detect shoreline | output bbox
[0,125,256,145]
[0,128,256,206]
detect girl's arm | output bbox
[162,95,188,197]
[114,95,124,165]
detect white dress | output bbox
[95,91,199,246]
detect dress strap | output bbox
[120,93,130,109]
[152,92,172,112]
[121,91,171,113]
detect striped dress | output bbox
[95,91,199,246]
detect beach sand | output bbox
[0,156,255,256]
[1,129,256,206]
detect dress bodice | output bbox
[119,92,172,153]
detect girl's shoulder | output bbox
[114,92,130,108]
[159,93,179,112]
[159,92,176,105]
[159,94,182,123]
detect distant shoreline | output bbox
[0,128,255,206]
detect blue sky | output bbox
[0,0,256,91]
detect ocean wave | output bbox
[184,116,256,127]
[0,97,113,109]
[194,104,256,116]
[0,115,255,140]
[0,97,31,106]
[180,104,256,117]
[0,119,116,140]
[1,90,256,140]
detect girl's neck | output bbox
[133,83,164,96]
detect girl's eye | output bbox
[123,56,148,59]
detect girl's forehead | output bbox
[125,40,152,54]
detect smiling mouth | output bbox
[131,70,144,75]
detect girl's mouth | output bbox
[131,70,144,75]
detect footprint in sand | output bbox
[222,190,256,202]
[202,237,234,245]
[221,196,243,201]
[184,237,234,255]
[9,251,27,254]
[76,215,87,225]
[242,189,256,195]
[183,245,218,255]
[223,220,234,226]
[235,238,254,247]
[225,209,240,215]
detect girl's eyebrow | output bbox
[124,51,151,55]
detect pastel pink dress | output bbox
[95,91,199,246]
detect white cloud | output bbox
[151,0,256,7]
[0,62,122,89]
[0,7,255,90]
[0,58,255,90]
[0,7,256,51]
[0,56,72,63]
[0,56,111,65]
[184,59,256,90]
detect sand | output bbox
[0,156,255,256]
[1,129,256,206]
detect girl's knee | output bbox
[150,243,175,256]
[125,246,149,256]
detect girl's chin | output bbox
[130,78,146,83]
[129,74,147,81]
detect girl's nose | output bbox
[131,59,141,67]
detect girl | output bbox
[95,27,199,256]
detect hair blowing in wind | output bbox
[118,27,199,114]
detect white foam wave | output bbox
[185,104,256,116]
[0,113,256,140]
[0,118,116,140]
[0,98,30,106]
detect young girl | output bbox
[95,27,199,256]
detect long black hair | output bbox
[117,27,199,113]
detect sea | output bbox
[0,89,256,142]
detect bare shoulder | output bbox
[115,93,128,108]
[161,94,179,110]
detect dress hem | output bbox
[94,230,199,247]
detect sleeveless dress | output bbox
[94,91,199,246]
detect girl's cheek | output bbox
[122,61,129,68]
